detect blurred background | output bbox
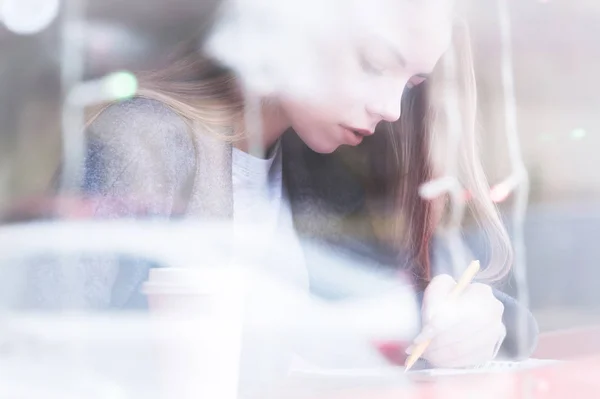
[1,0,599,332]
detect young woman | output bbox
[48,0,538,369]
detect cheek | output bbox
[309,83,371,125]
[314,43,373,105]
[283,97,348,127]
[332,70,374,106]
[281,102,342,152]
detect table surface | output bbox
[280,327,600,399]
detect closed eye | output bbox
[359,53,386,76]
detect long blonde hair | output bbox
[368,19,512,287]
[103,19,511,288]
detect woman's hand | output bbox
[407,274,506,368]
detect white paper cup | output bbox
[142,267,246,399]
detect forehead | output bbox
[352,0,454,72]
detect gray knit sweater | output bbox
[23,97,537,359]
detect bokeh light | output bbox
[103,71,138,100]
[570,128,587,141]
[0,0,60,35]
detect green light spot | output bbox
[104,71,138,99]
[570,128,587,140]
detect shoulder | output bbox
[80,97,197,215]
[89,97,193,152]
[85,97,197,175]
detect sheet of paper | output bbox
[407,359,559,378]
[284,359,559,396]
[290,359,558,381]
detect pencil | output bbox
[404,260,481,372]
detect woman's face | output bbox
[279,0,453,153]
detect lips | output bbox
[339,125,364,146]
[341,124,374,137]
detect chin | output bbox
[304,138,340,154]
[293,125,342,154]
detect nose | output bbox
[378,99,402,122]
[366,91,403,123]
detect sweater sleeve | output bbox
[79,97,196,218]
[18,98,197,310]
[428,237,539,360]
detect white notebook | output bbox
[290,359,558,385]
[281,360,559,398]
[408,359,558,378]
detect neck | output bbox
[234,97,291,157]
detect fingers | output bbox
[422,281,504,337]
[412,306,462,345]
[422,323,507,368]
[415,278,507,368]
[426,319,504,356]
[408,311,500,355]
[422,274,456,323]
[464,283,505,320]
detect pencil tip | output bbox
[404,357,416,372]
